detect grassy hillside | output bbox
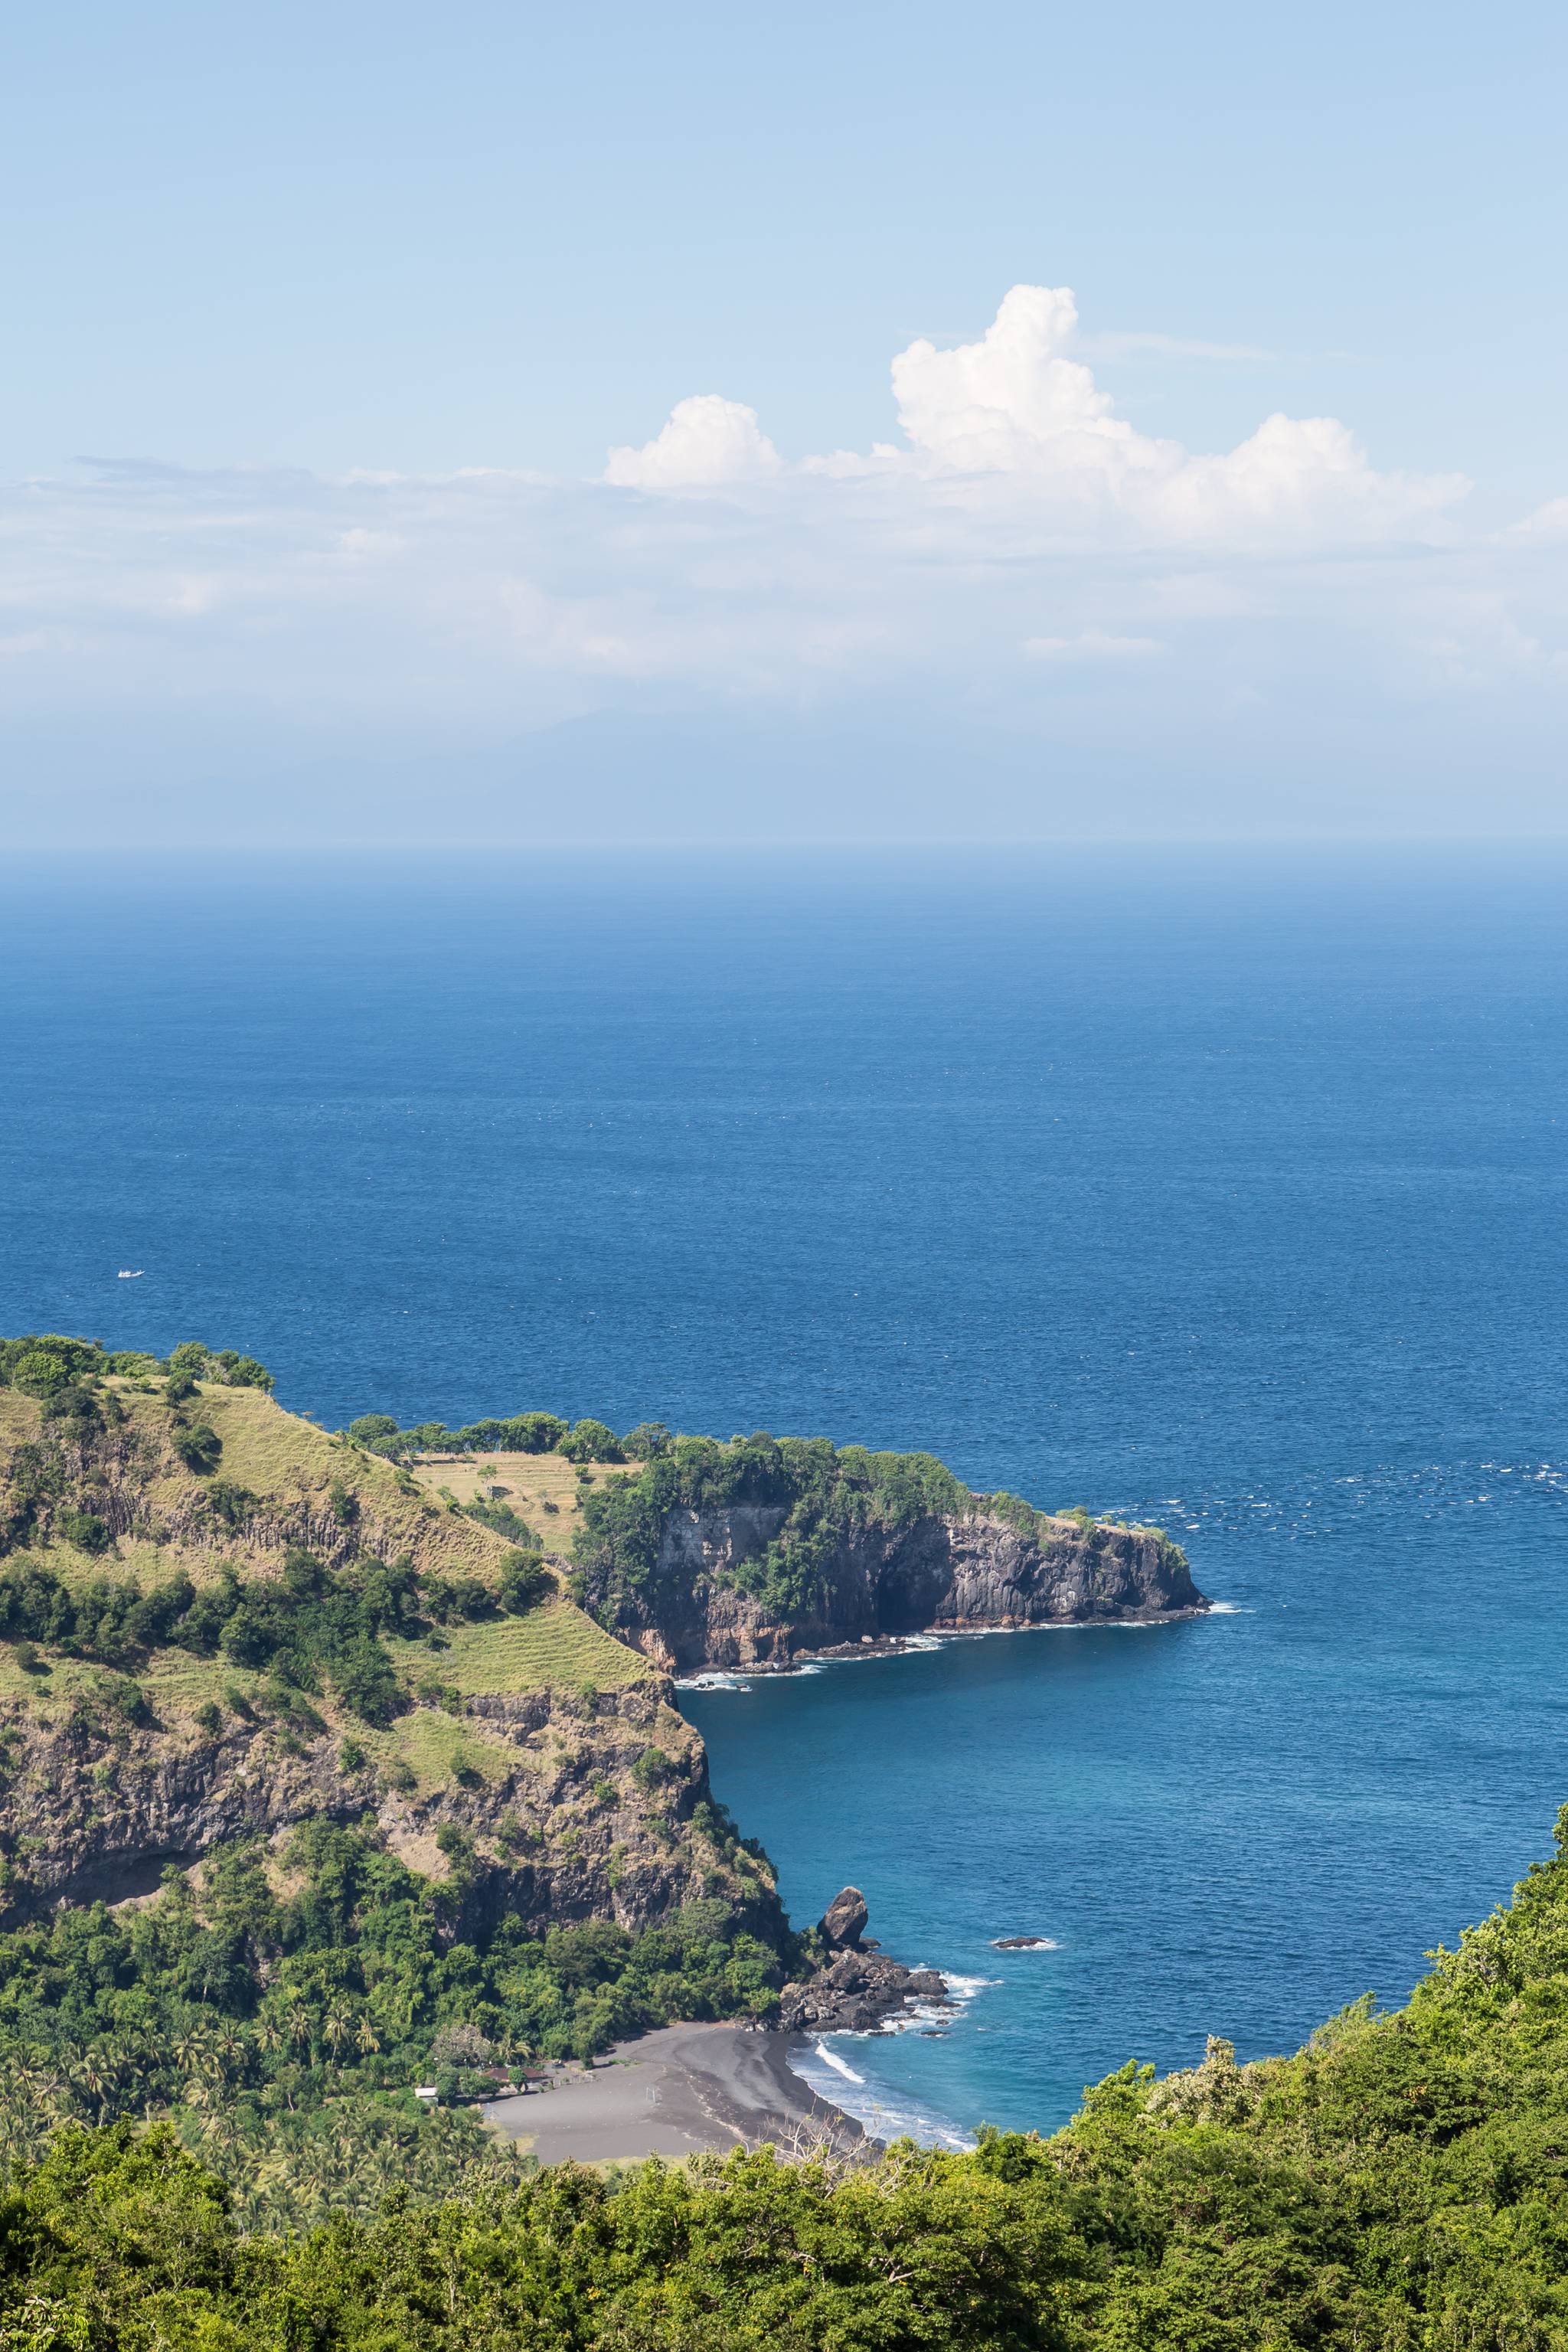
[0,1337,798,2223]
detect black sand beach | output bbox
[483,2024,860,2164]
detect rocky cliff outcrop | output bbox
[778,1886,952,2034]
[0,1671,782,1942]
[603,1505,1206,1674]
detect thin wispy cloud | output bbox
[1,285,1564,841]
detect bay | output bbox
[2,842,1566,2137]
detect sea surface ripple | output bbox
[3,845,1567,2138]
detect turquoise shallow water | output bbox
[2,844,1567,2138]
[685,1453,1568,2140]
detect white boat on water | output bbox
[116,1269,144,1279]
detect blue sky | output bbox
[3,0,1566,843]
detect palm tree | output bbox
[70,2050,108,2115]
[171,2029,205,2075]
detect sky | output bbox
[2,0,1566,844]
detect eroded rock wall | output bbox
[612,1508,1205,1672]
[0,1676,780,1940]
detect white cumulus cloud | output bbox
[605,394,782,488]
[2,280,1566,845]
[623,283,1466,547]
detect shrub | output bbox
[558,1419,623,1464]
[171,1422,222,1475]
[502,1412,567,1453]
[103,1677,151,1726]
[204,1478,253,1530]
[10,1350,74,1400]
[464,1496,537,1541]
[622,1421,674,1459]
[53,1509,111,1555]
[429,2022,492,2067]
[2,1336,101,1396]
[498,1550,550,1614]
[348,1413,400,1449]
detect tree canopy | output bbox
[8,1808,1568,2341]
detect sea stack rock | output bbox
[819,1886,869,1950]
[779,1886,955,2034]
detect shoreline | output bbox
[675,1604,1211,1686]
[482,2023,867,2167]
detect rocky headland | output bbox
[582,1491,1205,1674]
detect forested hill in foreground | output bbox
[10,1812,1568,2347]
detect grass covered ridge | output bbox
[0,1338,658,1730]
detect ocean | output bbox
[3,844,1567,2142]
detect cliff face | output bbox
[0,1672,767,1939]
[606,1505,1206,1673]
[0,1379,783,1944]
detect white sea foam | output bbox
[673,1671,753,1692]
[786,2043,977,2151]
[941,1971,1001,1999]
[812,2040,865,2086]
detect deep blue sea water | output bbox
[3,845,1567,2141]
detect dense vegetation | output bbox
[5,1808,1568,2344]
[574,1432,1059,1623]
[0,1535,555,1726]
[347,1411,617,1462]
[0,1818,786,2233]
[0,1334,273,1398]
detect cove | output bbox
[683,1454,1568,2139]
[4,844,1568,2139]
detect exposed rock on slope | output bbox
[0,1669,753,1936]
[590,1495,1204,1674]
[0,1376,778,1942]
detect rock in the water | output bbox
[819,1886,869,1949]
[778,1901,959,2036]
